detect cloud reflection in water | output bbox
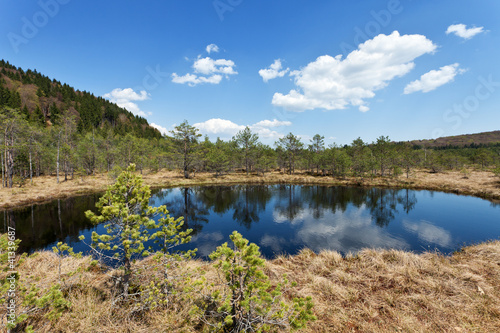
[267,205,408,255]
[402,219,452,248]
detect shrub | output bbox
[1,235,71,331]
[196,231,315,332]
[493,166,500,178]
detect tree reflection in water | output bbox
[195,185,271,229]
[275,185,304,222]
[0,194,101,253]
[2,186,419,254]
[153,187,209,236]
[364,188,418,227]
[7,184,500,259]
[273,186,417,228]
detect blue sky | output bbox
[1,0,499,145]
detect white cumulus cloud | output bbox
[172,50,237,87]
[271,31,437,112]
[171,73,222,86]
[193,118,292,140]
[102,88,150,117]
[193,57,237,76]
[404,63,464,94]
[446,24,484,40]
[150,123,168,135]
[206,43,220,54]
[252,119,292,127]
[259,59,289,82]
[194,118,245,135]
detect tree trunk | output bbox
[29,148,33,185]
[1,151,3,188]
[183,140,189,179]
[6,135,14,188]
[3,131,6,187]
[245,148,249,175]
[123,257,131,298]
[91,128,95,176]
[57,131,60,184]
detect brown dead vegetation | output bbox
[1,169,499,210]
[269,241,500,332]
[3,241,500,332]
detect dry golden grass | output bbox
[1,251,203,332]
[3,241,500,332]
[267,241,500,332]
[405,169,500,199]
[2,168,499,210]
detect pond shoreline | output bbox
[1,169,499,210]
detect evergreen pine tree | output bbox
[32,105,45,126]
[83,164,192,299]
[49,102,60,124]
[22,104,30,119]
[171,120,202,178]
[198,231,316,332]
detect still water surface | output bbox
[2,185,500,258]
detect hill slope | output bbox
[0,59,161,139]
[410,131,500,148]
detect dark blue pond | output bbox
[2,185,500,258]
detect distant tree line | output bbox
[1,106,500,188]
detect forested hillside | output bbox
[0,59,161,139]
[1,60,499,189]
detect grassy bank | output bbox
[2,241,499,332]
[1,169,500,210]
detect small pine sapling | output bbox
[197,231,315,332]
[52,242,83,286]
[82,164,195,308]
